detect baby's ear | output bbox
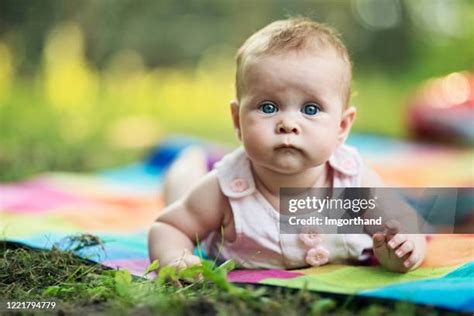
[337,105,356,145]
[230,99,241,140]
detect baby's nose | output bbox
[276,120,300,134]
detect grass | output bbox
[0,41,443,183]
[0,72,427,183]
[0,237,460,316]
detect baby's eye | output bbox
[259,102,278,114]
[301,103,321,116]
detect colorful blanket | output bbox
[1,134,473,312]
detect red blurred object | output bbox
[407,72,474,144]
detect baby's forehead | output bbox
[241,49,351,88]
[244,47,349,73]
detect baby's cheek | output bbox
[243,130,268,155]
[242,120,271,145]
[308,131,337,160]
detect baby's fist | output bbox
[168,249,202,271]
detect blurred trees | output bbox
[1,0,473,77]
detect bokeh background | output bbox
[0,0,473,181]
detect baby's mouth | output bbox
[275,143,301,151]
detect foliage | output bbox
[0,239,457,315]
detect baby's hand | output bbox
[168,249,202,271]
[373,222,425,272]
[162,249,203,283]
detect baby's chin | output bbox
[267,153,310,174]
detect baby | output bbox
[148,17,426,273]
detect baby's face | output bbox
[234,50,351,174]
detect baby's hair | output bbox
[235,16,352,107]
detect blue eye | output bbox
[260,103,278,114]
[302,103,320,116]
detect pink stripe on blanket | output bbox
[227,269,302,283]
[0,181,93,212]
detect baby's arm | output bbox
[148,170,226,268]
[361,165,427,272]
